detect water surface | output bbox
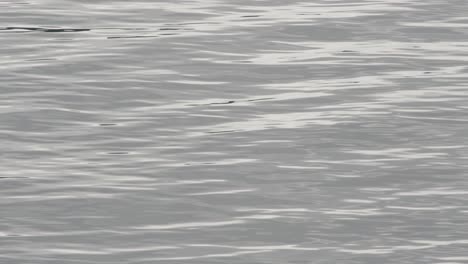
[1,0,468,263]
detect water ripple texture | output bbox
[1,0,468,263]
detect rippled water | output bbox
[2,0,468,263]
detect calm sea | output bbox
[1,1,468,263]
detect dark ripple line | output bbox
[1,27,90,32]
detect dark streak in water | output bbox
[107,36,157,39]
[207,130,239,134]
[187,97,274,107]
[25,58,56,61]
[106,152,130,155]
[247,97,274,102]
[210,100,235,105]
[187,100,235,106]
[1,27,90,32]
[99,123,117,127]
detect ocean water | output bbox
[1,0,468,263]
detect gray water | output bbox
[1,0,468,263]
